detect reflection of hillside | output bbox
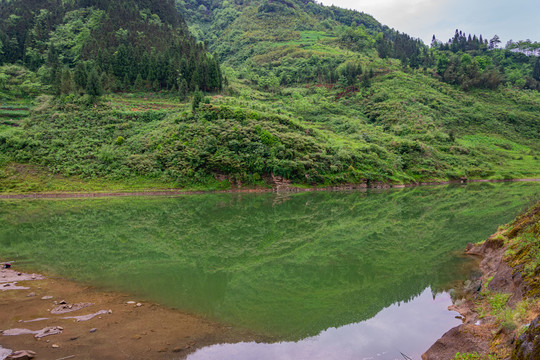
[0,183,538,339]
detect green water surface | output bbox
[0,183,538,341]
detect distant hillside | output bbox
[180,0,539,91]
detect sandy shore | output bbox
[0,267,261,360]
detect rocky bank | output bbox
[423,201,540,360]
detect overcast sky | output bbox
[318,0,540,46]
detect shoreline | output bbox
[422,201,540,359]
[0,178,538,200]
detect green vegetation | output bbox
[466,200,540,358]
[1,81,538,193]
[505,202,540,280]
[0,0,222,96]
[454,353,497,360]
[0,0,539,192]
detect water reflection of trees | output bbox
[0,183,538,339]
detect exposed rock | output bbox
[41,296,53,300]
[512,315,540,360]
[34,326,63,338]
[2,326,64,339]
[51,302,93,314]
[26,293,36,297]
[2,326,63,338]
[51,344,59,348]
[0,346,13,360]
[23,318,49,323]
[0,269,44,283]
[466,236,529,306]
[5,350,36,360]
[62,310,108,322]
[2,329,38,336]
[270,173,292,191]
[1,283,29,291]
[89,328,97,333]
[448,299,477,324]
[423,324,491,360]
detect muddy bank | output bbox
[0,267,263,360]
[0,178,538,200]
[423,201,540,360]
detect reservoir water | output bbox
[1,182,538,358]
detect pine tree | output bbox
[47,44,61,93]
[60,68,73,95]
[73,62,87,93]
[0,36,5,61]
[192,90,203,112]
[489,35,501,50]
[86,67,103,99]
[216,60,223,90]
[134,73,144,91]
[52,67,62,96]
[178,78,188,101]
[437,55,448,76]
[123,73,130,90]
[46,44,59,68]
[100,72,108,93]
[533,58,540,82]
[208,54,222,91]
[189,67,199,90]
[362,69,372,88]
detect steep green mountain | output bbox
[0,0,538,193]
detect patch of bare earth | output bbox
[0,268,263,360]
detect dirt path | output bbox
[0,268,262,360]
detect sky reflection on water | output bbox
[188,287,460,360]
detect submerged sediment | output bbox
[0,267,262,360]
